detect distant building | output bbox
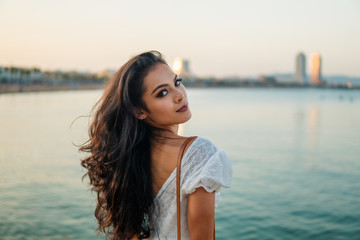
[295,52,306,84]
[311,53,323,85]
[182,60,190,73]
[171,57,192,79]
[0,66,44,84]
[273,74,294,83]
[258,75,277,84]
[29,68,44,84]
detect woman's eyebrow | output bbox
[151,74,177,95]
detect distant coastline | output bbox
[1,80,358,94]
[0,83,105,94]
[1,65,359,94]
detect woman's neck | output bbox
[150,125,184,147]
[152,124,179,136]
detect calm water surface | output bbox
[0,88,359,239]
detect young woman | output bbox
[80,51,232,239]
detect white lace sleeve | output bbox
[182,138,232,199]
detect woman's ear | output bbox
[134,108,147,120]
[138,114,147,120]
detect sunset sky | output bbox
[0,0,359,77]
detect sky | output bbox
[0,0,359,78]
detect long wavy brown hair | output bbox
[79,51,167,239]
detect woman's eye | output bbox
[175,78,182,87]
[157,90,168,98]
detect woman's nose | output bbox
[175,89,185,103]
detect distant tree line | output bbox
[0,66,108,86]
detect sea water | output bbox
[0,88,359,239]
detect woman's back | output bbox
[149,136,232,239]
[150,136,194,198]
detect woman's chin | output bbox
[179,113,192,124]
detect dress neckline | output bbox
[153,136,199,202]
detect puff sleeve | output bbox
[182,138,233,202]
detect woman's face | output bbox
[140,63,191,129]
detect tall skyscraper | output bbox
[295,52,306,84]
[311,53,322,85]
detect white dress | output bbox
[149,136,233,239]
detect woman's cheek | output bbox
[155,100,172,114]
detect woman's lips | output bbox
[176,103,188,112]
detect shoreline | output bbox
[0,83,106,94]
[0,82,358,94]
